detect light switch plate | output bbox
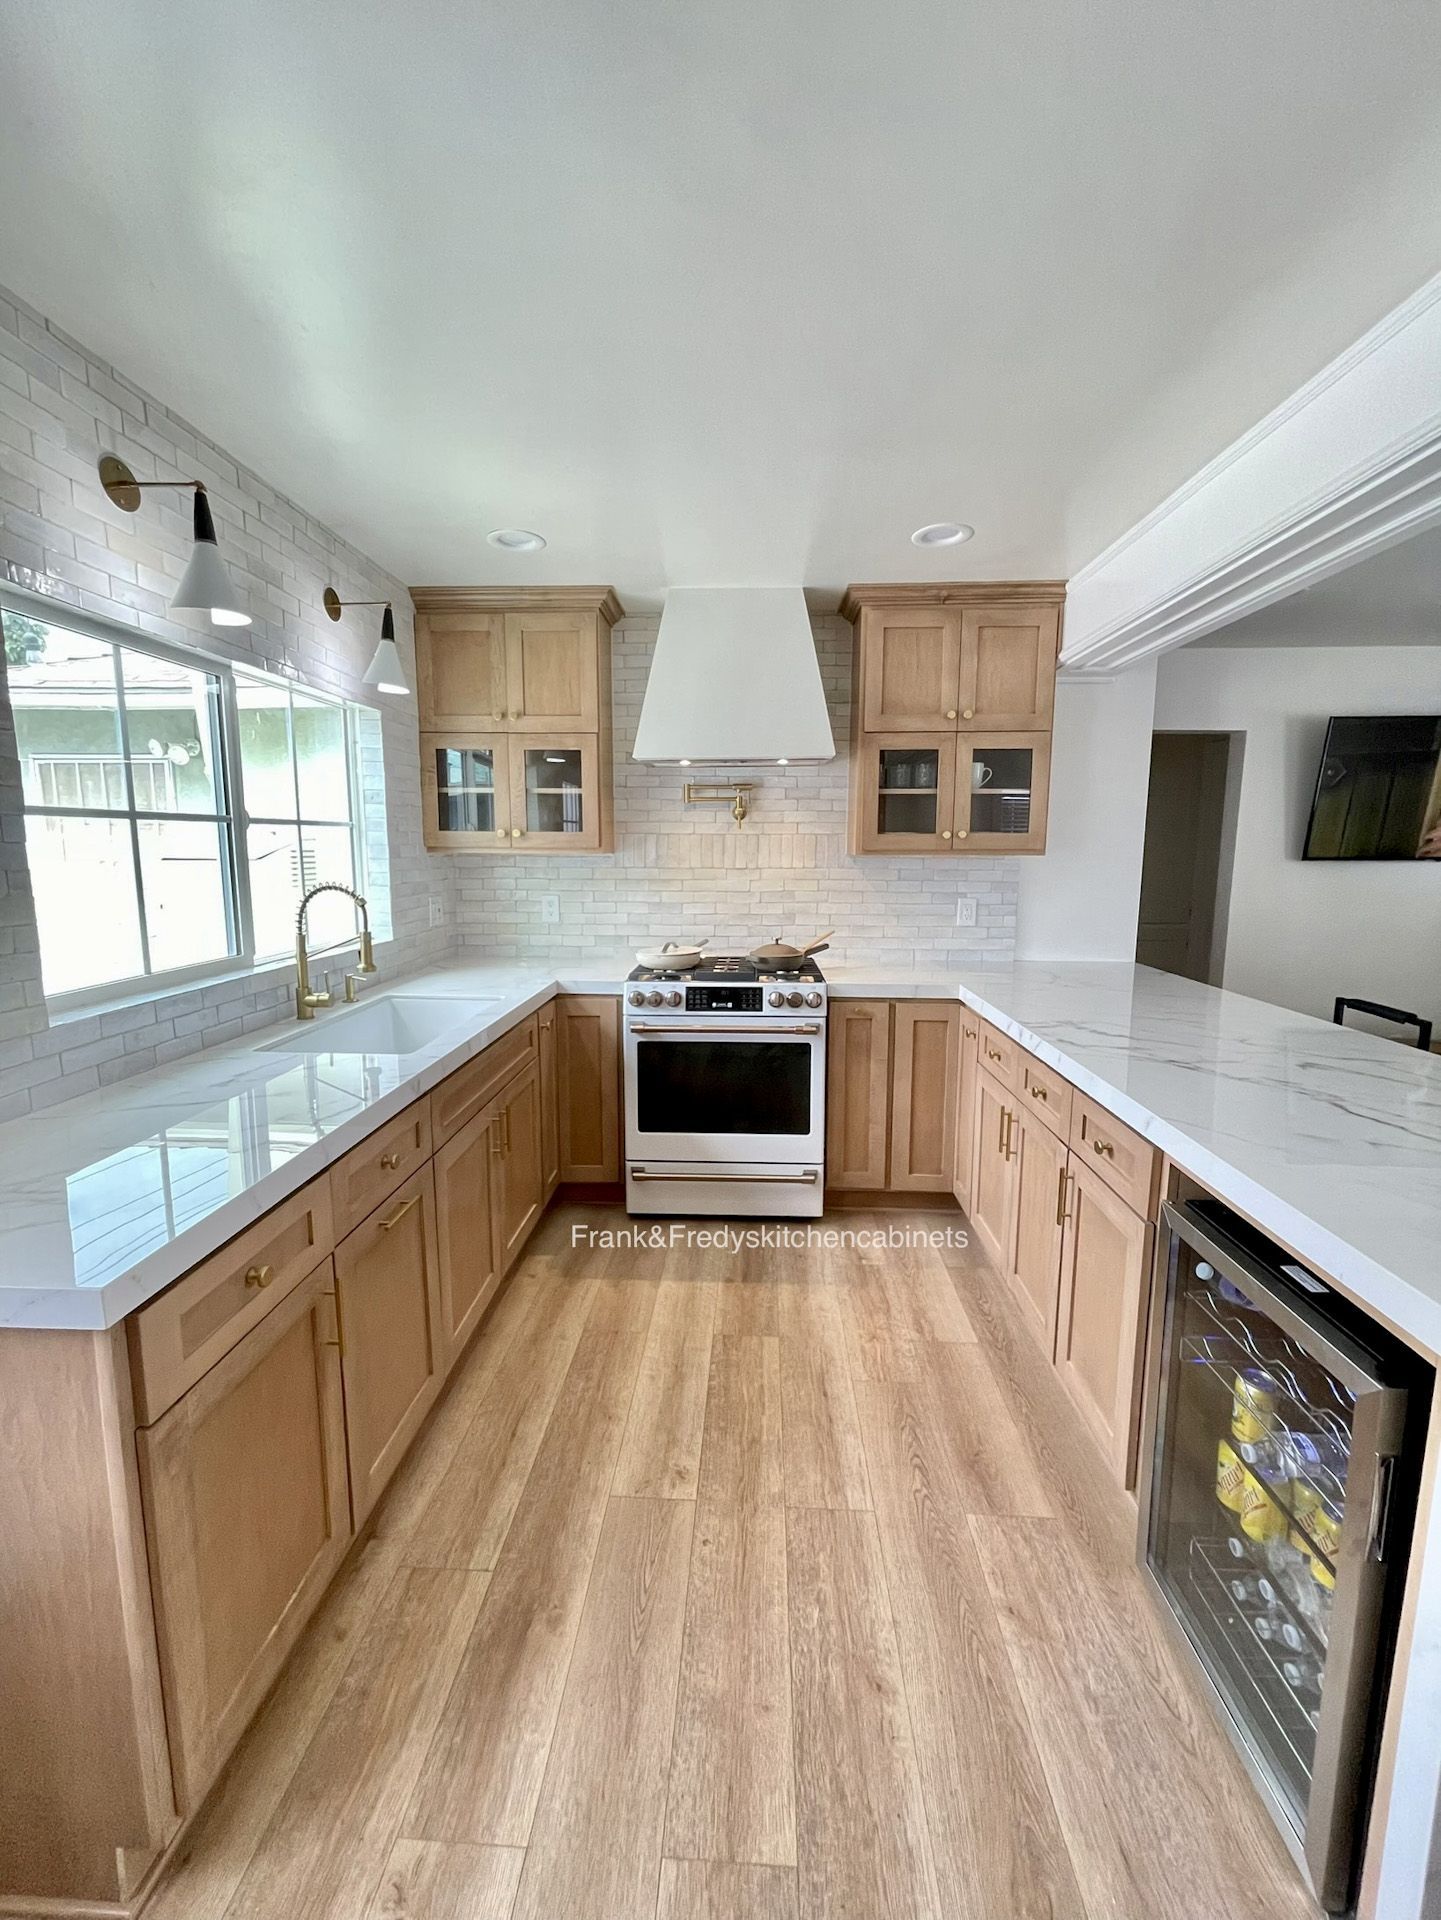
[428,896,444,928]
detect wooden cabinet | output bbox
[136,1259,350,1809]
[431,1013,538,1145]
[414,588,620,855]
[1055,1154,1153,1485]
[825,999,892,1188]
[969,1065,1017,1270]
[889,1002,959,1191]
[432,1105,502,1368]
[951,1012,981,1211]
[330,1098,432,1239]
[493,1058,544,1267]
[556,994,622,1182]
[538,999,560,1200]
[333,1165,445,1528]
[841,583,1063,857]
[1006,1105,1068,1355]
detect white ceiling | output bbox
[1198,525,1441,648]
[3,1,1441,610]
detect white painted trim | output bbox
[1062,271,1441,670]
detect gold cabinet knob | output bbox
[379,1150,400,1170]
[956,828,968,838]
[511,827,522,838]
[1093,1137,1115,1159]
[941,829,952,840]
[495,828,507,838]
[946,709,957,720]
[244,1263,274,1290]
[962,707,974,719]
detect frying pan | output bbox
[634,938,709,971]
[747,929,835,966]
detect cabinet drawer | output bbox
[130,1177,335,1425]
[976,1018,1019,1088]
[431,1013,538,1145]
[1069,1093,1159,1219]
[330,1099,433,1238]
[1018,1052,1073,1140]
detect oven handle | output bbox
[630,1167,820,1185]
[628,1022,822,1035]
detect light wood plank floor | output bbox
[148,1205,1318,1920]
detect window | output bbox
[3,600,375,1002]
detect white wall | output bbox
[1016,661,1158,960]
[1154,643,1441,1023]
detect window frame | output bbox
[2,587,370,1011]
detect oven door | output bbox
[624,1020,825,1164]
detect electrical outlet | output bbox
[955,897,978,928]
[428,896,445,929]
[539,894,561,925]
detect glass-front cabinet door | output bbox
[507,734,603,850]
[857,735,957,853]
[955,733,1051,853]
[421,733,512,850]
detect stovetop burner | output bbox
[628,952,826,985]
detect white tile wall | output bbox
[453,618,1020,967]
[0,284,454,1117]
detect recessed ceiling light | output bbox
[911,522,974,548]
[486,528,546,552]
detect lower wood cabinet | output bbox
[1055,1153,1153,1486]
[136,1258,350,1810]
[825,998,958,1194]
[333,1164,445,1528]
[826,999,892,1188]
[432,1105,502,1368]
[493,1057,544,1267]
[1007,1105,1068,1355]
[556,994,622,1181]
[968,1064,1016,1269]
[889,1002,959,1191]
[951,1011,981,1211]
[538,999,560,1199]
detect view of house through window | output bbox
[3,601,374,1001]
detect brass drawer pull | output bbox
[379,1150,401,1170]
[1029,1083,1048,1102]
[379,1194,421,1232]
[1092,1137,1115,1159]
[244,1263,274,1290]
[1055,1165,1072,1227]
[985,1043,1003,1062]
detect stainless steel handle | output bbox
[628,1022,822,1035]
[630,1168,819,1185]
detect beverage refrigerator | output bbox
[1138,1196,1430,1913]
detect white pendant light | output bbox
[323,587,409,696]
[98,456,250,628]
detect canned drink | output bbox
[1232,1369,1279,1445]
[1240,1451,1289,1545]
[1309,1503,1342,1590]
[1286,1433,1346,1557]
[1216,1438,1247,1514]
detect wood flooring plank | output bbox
[866,1341,1054,1519]
[778,1285,871,1512]
[588,1276,662,1333]
[613,1278,716,1501]
[510,1497,695,1920]
[364,1840,524,1919]
[405,1330,645,1849]
[657,1859,797,1920]
[405,1276,599,1568]
[844,1228,976,1382]
[664,1500,795,1867]
[970,1514,1315,1920]
[696,1334,783,1514]
[223,1566,489,1920]
[144,1536,404,1920]
[858,1374,1083,1920]
[786,1506,942,1920]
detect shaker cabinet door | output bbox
[955,733,1051,854]
[957,603,1059,730]
[507,734,604,850]
[1055,1155,1152,1487]
[504,609,600,730]
[1006,1108,1068,1357]
[859,607,962,731]
[417,610,508,730]
[825,999,892,1189]
[889,1002,959,1191]
[432,1107,503,1370]
[969,1066,1018,1272]
[857,735,958,853]
[422,732,512,851]
[557,995,622,1182]
[494,1058,545,1268]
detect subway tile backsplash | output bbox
[451,618,1019,968]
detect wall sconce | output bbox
[98,455,250,628]
[323,587,409,696]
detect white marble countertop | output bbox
[2,955,1439,1354]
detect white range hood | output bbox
[632,586,835,765]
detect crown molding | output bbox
[837,580,1067,621]
[410,585,625,624]
[1062,271,1441,672]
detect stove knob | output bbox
[768,990,785,1007]
[786,991,804,1009]
[666,990,683,1007]
[646,990,664,1007]
[628,990,646,1007]
[804,990,822,1008]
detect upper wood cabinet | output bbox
[413,588,621,855]
[136,1259,350,1810]
[840,583,1063,857]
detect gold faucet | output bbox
[295,882,378,1020]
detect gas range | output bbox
[625,954,827,1018]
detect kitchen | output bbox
[2,9,1441,1920]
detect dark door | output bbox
[1136,732,1233,983]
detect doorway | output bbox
[1135,732,1239,984]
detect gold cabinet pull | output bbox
[379,1193,421,1232]
[962,707,974,719]
[1029,1082,1047,1102]
[946,708,958,720]
[941,829,952,841]
[1092,1137,1115,1159]
[503,1106,512,1154]
[511,827,522,838]
[379,1150,401,1170]
[997,1107,1008,1154]
[985,1043,1002,1062]
[244,1263,274,1289]
[329,1288,346,1359]
[1055,1166,1073,1226]
[1004,1110,1018,1160]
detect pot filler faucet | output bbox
[295,882,378,1020]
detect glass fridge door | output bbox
[1142,1202,1409,1911]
